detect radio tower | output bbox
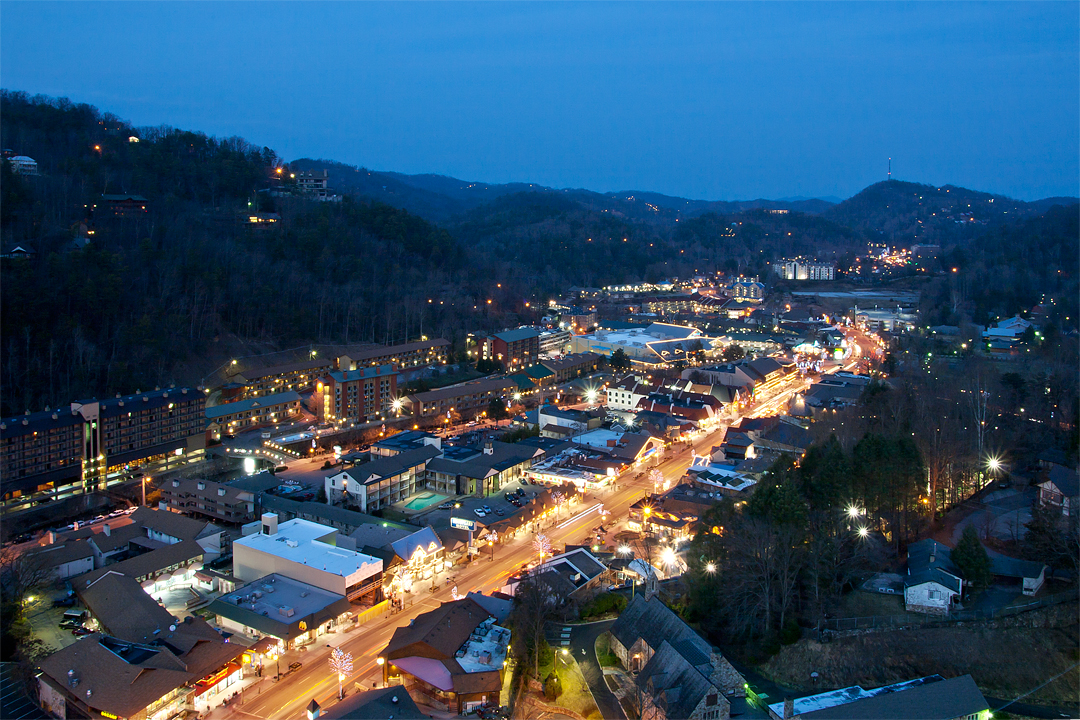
[888,158,892,181]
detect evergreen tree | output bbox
[952,526,992,594]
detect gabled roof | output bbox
[637,641,725,720]
[340,445,440,485]
[128,506,218,542]
[319,686,428,720]
[384,598,491,659]
[1042,464,1079,497]
[26,538,95,568]
[610,595,713,672]
[72,539,205,591]
[390,526,444,563]
[905,540,962,594]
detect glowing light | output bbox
[857,526,869,538]
[705,562,716,574]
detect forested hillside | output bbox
[2,91,1077,416]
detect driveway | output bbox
[559,619,626,720]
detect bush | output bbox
[580,592,628,619]
[543,671,562,700]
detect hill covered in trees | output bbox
[2,91,1077,415]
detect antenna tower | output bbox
[888,158,892,181]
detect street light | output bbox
[705,562,717,574]
[857,526,869,539]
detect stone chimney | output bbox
[783,697,794,720]
[103,524,111,537]
[262,513,279,536]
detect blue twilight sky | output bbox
[1,2,1077,202]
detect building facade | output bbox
[482,328,539,370]
[317,365,398,423]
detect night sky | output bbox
[2,2,1076,201]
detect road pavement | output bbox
[565,619,624,720]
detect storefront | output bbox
[192,662,243,712]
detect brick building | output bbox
[482,328,539,371]
[317,365,398,423]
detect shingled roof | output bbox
[610,595,713,671]
[637,641,728,720]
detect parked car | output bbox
[482,505,492,513]
[288,662,303,672]
[495,509,504,516]
[438,502,453,510]
[71,627,92,636]
[59,620,82,630]
[474,509,486,518]
[52,597,76,608]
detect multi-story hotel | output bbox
[481,328,539,370]
[1,387,206,516]
[317,365,398,423]
[338,338,450,372]
[229,358,334,399]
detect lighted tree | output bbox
[451,586,463,601]
[650,468,666,492]
[329,647,353,700]
[534,533,552,563]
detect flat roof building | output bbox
[232,514,383,603]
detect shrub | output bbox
[543,671,562,700]
[580,592,628,619]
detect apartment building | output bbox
[338,338,450,372]
[540,352,601,383]
[774,258,836,281]
[317,365,398,423]
[159,477,259,524]
[538,328,572,355]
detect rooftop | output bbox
[205,391,301,420]
[208,573,352,639]
[233,518,382,580]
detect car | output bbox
[474,509,486,517]
[92,515,107,523]
[495,509,504,516]
[300,493,314,501]
[482,505,492,513]
[59,620,82,630]
[607,584,620,592]
[71,627,92,636]
[52,597,76,608]
[514,488,526,497]
[288,662,303,672]
[438,502,453,510]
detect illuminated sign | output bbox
[450,517,476,531]
[299,621,307,631]
[101,713,119,720]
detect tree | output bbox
[487,397,508,421]
[722,344,745,362]
[609,348,631,371]
[951,526,992,594]
[1023,502,1079,575]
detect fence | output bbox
[354,600,389,627]
[817,589,1078,633]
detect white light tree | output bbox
[534,533,552,564]
[329,647,353,700]
[451,586,463,601]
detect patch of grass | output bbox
[594,633,621,668]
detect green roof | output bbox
[524,365,555,380]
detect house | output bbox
[904,540,963,615]
[7,155,38,174]
[767,674,988,720]
[24,538,96,580]
[1,243,36,260]
[982,315,1032,341]
[609,595,745,720]
[380,597,511,714]
[986,549,1047,596]
[1037,464,1078,516]
[99,194,149,217]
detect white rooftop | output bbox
[234,518,382,581]
[571,429,625,449]
[455,620,510,673]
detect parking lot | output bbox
[413,479,547,530]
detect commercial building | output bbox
[480,328,539,370]
[381,598,511,714]
[570,323,723,367]
[296,169,329,194]
[317,365,398,423]
[205,390,302,436]
[424,441,542,497]
[208,573,354,648]
[7,154,38,174]
[232,514,383,603]
[774,258,836,281]
[727,275,765,302]
[766,674,988,720]
[538,328,572,355]
[539,352,602,383]
[1,388,205,517]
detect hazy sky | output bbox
[2,2,1077,201]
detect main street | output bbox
[213,367,815,719]
[230,426,727,719]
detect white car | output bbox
[474,508,487,518]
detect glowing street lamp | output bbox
[857,526,869,539]
[705,562,717,574]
